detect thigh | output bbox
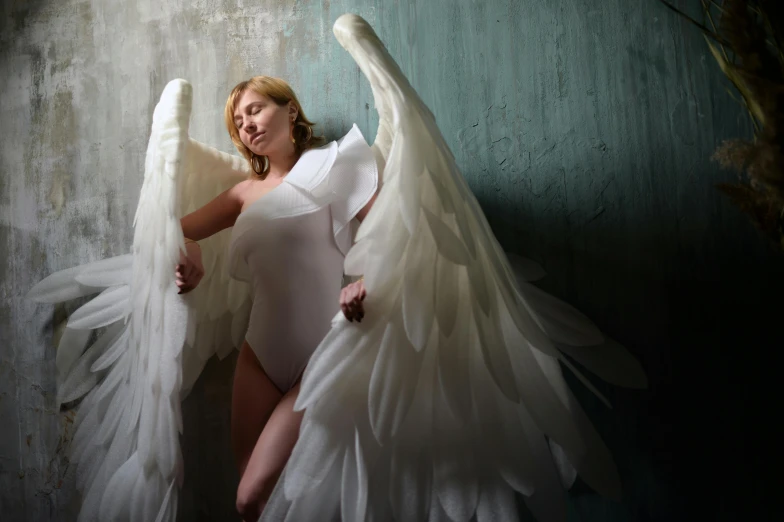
[237,379,304,502]
[231,341,282,476]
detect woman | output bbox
[27,16,648,522]
[174,76,378,521]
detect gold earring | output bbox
[295,121,312,143]
[290,116,298,144]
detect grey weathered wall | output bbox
[2,0,781,521]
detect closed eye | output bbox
[235,104,264,129]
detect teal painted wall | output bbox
[2,0,781,520]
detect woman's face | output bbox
[233,89,296,157]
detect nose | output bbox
[243,119,257,132]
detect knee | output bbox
[236,481,269,522]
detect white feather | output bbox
[27,265,100,303]
[73,254,134,288]
[55,327,91,378]
[401,219,436,351]
[421,205,471,266]
[89,327,130,373]
[340,429,369,522]
[67,285,131,330]
[433,254,460,337]
[368,315,423,444]
[475,480,518,522]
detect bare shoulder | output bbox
[230,179,254,192]
[227,179,254,202]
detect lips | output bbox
[250,131,265,144]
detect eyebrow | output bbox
[234,101,263,121]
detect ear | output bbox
[288,102,298,122]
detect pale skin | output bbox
[175,88,376,522]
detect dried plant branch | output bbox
[657,0,784,250]
[657,0,733,46]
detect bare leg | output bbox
[231,342,282,479]
[235,379,304,522]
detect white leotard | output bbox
[227,125,378,392]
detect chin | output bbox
[249,137,280,156]
[247,143,268,156]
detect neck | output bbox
[265,146,299,179]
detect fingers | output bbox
[345,302,364,322]
[177,274,199,294]
[175,265,186,291]
[340,288,352,320]
[351,298,364,321]
[343,304,363,322]
[353,281,366,321]
[174,259,203,295]
[177,275,198,294]
[340,285,366,322]
[176,277,191,294]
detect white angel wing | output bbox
[27,79,251,522]
[263,14,647,522]
[177,123,254,397]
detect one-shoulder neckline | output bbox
[238,180,287,217]
[236,139,340,218]
[234,125,368,221]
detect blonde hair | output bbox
[224,76,325,179]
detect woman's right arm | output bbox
[180,180,249,240]
[176,180,250,293]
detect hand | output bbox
[175,242,204,294]
[340,278,366,322]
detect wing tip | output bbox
[333,14,374,45]
[334,13,366,32]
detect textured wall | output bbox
[1,0,781,521]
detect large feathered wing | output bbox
[27,79,251,522]
[262,14,647,522]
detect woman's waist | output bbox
[247,295,339,346]
[250,280,341,316]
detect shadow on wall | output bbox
[2,0,50,34]
[476,178,783,521]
